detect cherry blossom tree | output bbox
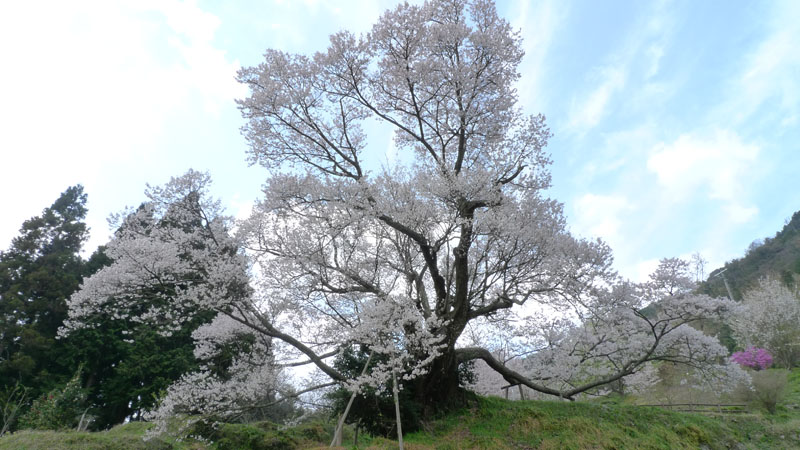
[464,258,743,399]
[729,278,800,367]
[61,171,292,428]
[65,0,742,423]
[233,0,739,410]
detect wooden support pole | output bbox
[331,351,374,447]
[392,367,404,450]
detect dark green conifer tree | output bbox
[0,186,90,400]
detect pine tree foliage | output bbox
[0,186,89,399]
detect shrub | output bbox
[17,371,87,430]
[731,347,773,370]
[748,369,788,414]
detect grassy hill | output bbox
[5,369,800,449]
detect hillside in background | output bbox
[701,211,800,300]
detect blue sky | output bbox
[1,0,798,282]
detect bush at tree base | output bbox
[190,418,326,450]
[326,346,421,437]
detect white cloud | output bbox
[0,0,243,252]
[644,41,665,79]
[231,193,255,227]
[564,2,674,134]
[646,129,759,205]
[570,193,631,246]
[568,127,762,282]
[511,0,566,110]
[722,204,759,225]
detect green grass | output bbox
[6,369,800,449]
[397,396,739,449]
[0,421,206,450]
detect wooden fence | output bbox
[496,383,748,416]
[638,403,748,414]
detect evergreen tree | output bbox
[0,186,90,399]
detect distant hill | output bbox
[701,211,800,300]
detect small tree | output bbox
[730,347,773,371]
[748,369,788,414]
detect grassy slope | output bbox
[400,397,740,449]
[6,369,800,449]
[0,422,204,450]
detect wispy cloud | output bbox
[713,0,800,127]
[567,67,626,132]
[564,2,674,135]
[511,0,567,110]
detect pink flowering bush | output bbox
[730,347,773,370]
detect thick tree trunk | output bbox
[412,345,469,417]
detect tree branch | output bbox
[456,347,570,399]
